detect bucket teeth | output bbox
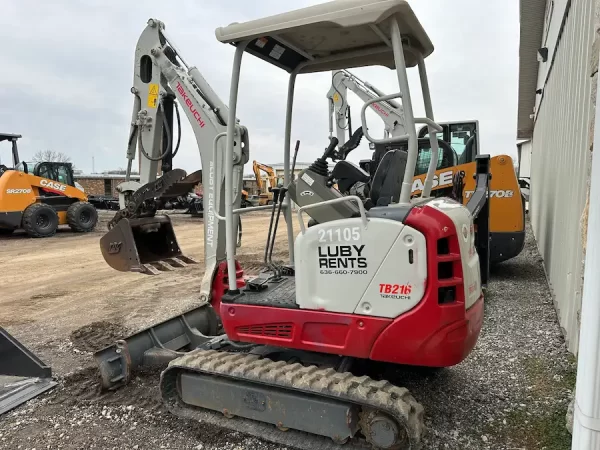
[165,257,188,268]
[141,264,162,276]
[137,256,199,275]
[154,261,176,271]
[178,255,199,265]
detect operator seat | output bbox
[369,149,407,206]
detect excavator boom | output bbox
[99,18,249,297]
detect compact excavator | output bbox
[252,160,278,205]
[327,69,526,264]
[96,2,492,449]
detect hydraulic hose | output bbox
[138,98,174,162]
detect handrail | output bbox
[360,92,407,145]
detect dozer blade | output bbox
[100,215,198,275]
[93,305,218,390]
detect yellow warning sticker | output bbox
[333,93,340,102]
[147,83,159,108]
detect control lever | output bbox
[264,140,301,279]
[307,137,338,178]
[323,136,339,160]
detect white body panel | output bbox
[428,199,481,309]
[295,217,427,319]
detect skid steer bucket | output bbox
[0,327,57,415]
[100,215,198,275]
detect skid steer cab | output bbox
[0,133,98,237]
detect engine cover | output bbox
[294,217,428,319]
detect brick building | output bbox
[75,174,141,198]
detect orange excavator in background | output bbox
[252,160,278,205]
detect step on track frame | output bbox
[160,349,424,450]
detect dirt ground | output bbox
[0,211,288,374]
[0,213,576,450]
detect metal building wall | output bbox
[529,0,595,353]
[518,141,533,178]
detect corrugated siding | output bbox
[529,0,594,354]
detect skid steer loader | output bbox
[0,133,98,237]
[96,3,492,449]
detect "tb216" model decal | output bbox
[379,283,412,300]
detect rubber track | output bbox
[160,349,424,450]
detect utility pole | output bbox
[571,68,600,448]
[92,155,95,173]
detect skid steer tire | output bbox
[22,203,59,238]
[0,228,14,235]
[67,201,98,232]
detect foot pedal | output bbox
[245,276,270,291]
[221,290,246,303]
[280,265,295,276]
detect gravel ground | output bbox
[0,217,575,450]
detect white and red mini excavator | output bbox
[96,2,492,449]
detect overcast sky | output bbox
[0,0,519,174]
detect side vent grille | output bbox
[237,323,293,339]
[436,238,462,305]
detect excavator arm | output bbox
[327,69,406,147]
[328,69,443,197]
[100,18,249,300]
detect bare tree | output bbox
[33,150,74,166]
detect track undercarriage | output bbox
[162,348,424,450]
[94,272,428,450]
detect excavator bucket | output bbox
[100,215,198,275]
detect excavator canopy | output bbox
[214,0,434,73]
